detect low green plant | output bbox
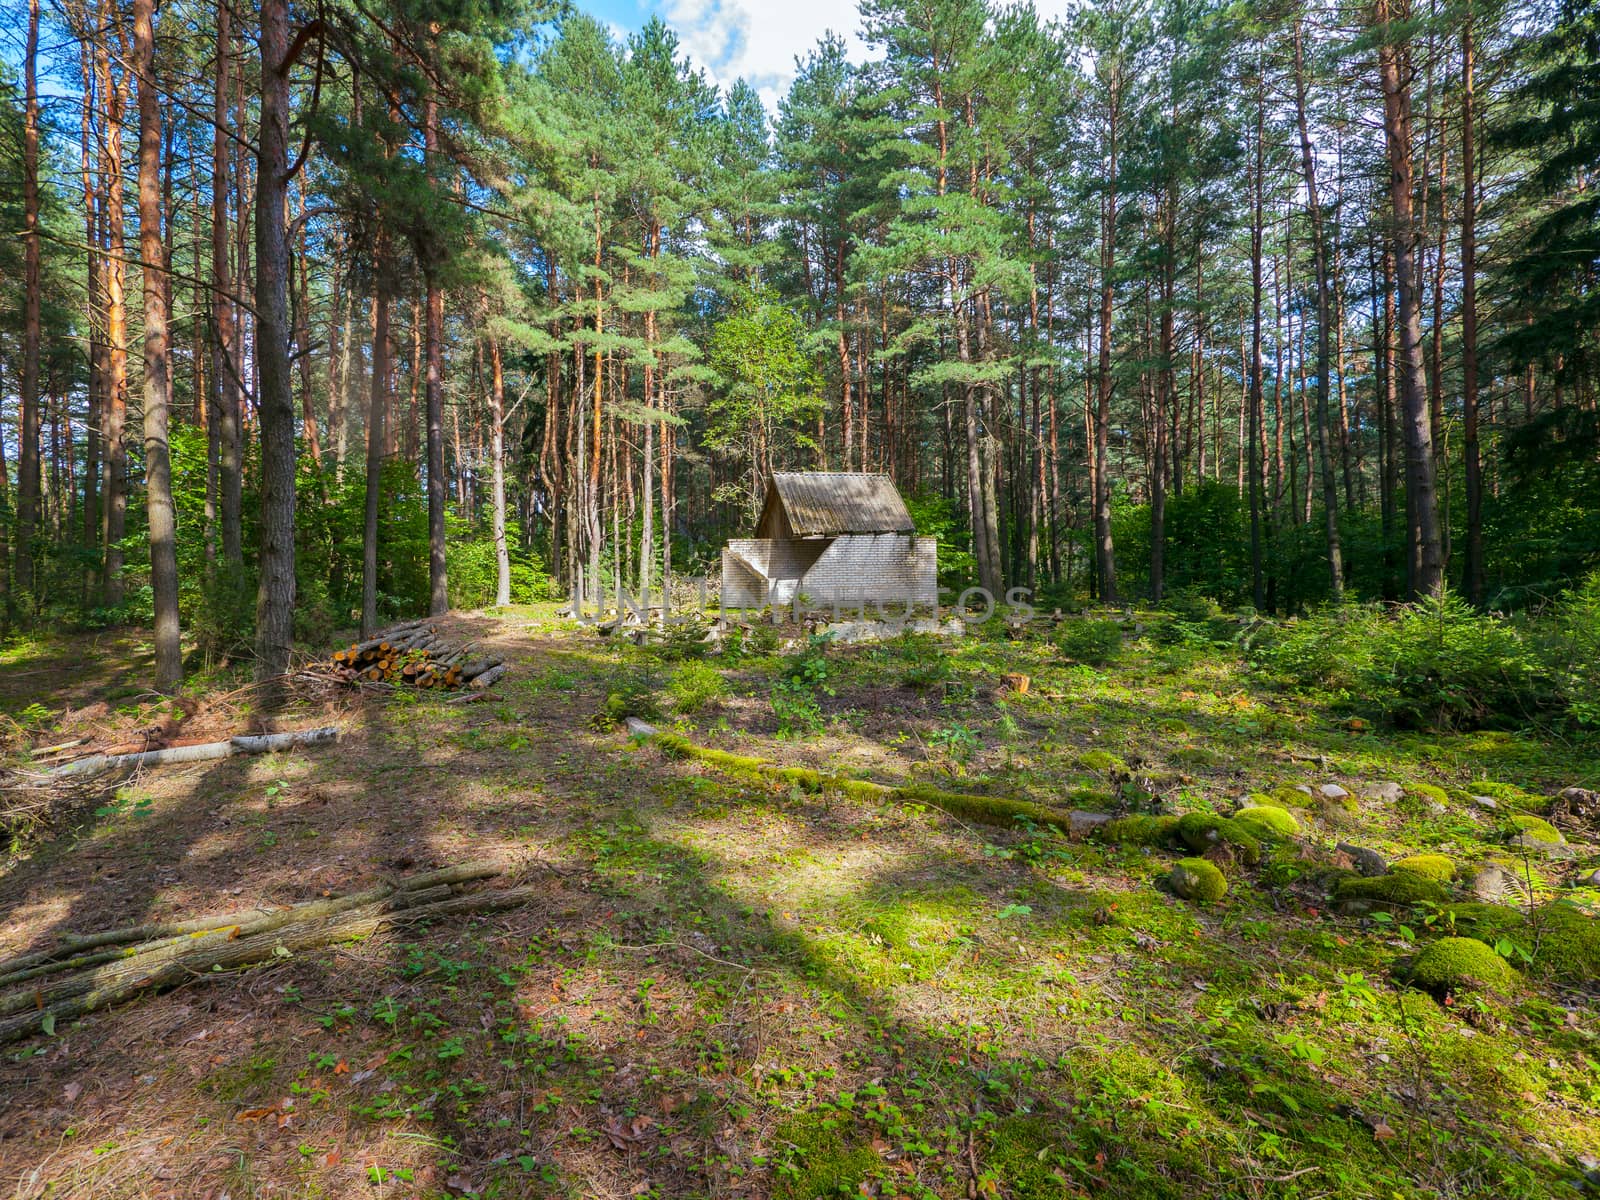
[1056,619,1123,666]
[668,662,727,713]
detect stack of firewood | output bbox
[324,620,506,690]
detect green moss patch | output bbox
[1408,937,1518,995]
[1232,804,1299,839]
[1076,749,1128,774]
[1174,813,1262,865]
[1390,854,1456,883]
[771,1110,876,1200]
[1470,780,1547,812]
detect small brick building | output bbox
[720,472,938,611]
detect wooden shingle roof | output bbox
[756,472,915,538]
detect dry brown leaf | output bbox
[1373,1121,1396,1142]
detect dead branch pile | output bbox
[316,619,505,691]
[0,861,534,1044]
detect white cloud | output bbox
[628,0,1077,115]
[658,0,865,114]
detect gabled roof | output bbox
[756,472,916,538]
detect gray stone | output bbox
[1365,781,1404,804]
[1570,868,1600,889]
[1319,783,1351,800]
[1069,811,1113,838]
[1337,843,1388,877]
[1467,864,1528,903]
[1470,794,1499,811]
[625,717,659,738]
[1292,784,1315,798]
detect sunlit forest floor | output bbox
[1,605,1597,1199]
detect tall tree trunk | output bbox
[213,0,243,566]
[424,91,449,615]
[1248,63,1266,610]
[1094,66,1121,604]
[133,0,181,689]
[488,326,510,608]
[78,36,102,584]
[98,9,129,608]
[1460,2,1485,606]
[254,0,298,684]
[1292,19,1344,599]
[1375,0,1444,598]
[362,231,391,638]
[18,0,42,601]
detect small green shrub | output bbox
[1056,620,1123,666]
[591,674,660,729]
[1409,936,1519,995]
[1170,857,1228,904]
[668,663,727,713]
[657,616,713,661]
[1174,813,1262,865]
[1232,804,1300,839]
[771,681,824,738]
[1391,854,1457,883]
[1257,595,1552,730]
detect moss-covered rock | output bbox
[1174,813,1263,865]
[1506,814,1564,844]
[1232,804,1300,839]
[1076,749,1128,774]
[1169,857,1228,904]
[1405,782,1450,806]
[1097,814,1179,846]
[1391,854,1457,883]
[1446,902,1528,946]
[1334,871,1450,913]
[1529,902,1600,985]
[1264,783,1317,808]
[1408,936,1518,995]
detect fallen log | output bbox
[0,861,501,985]
[458,656,504,681]
[46,727,339,780]
[468,664,508,691]
[0,881,538,1044]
